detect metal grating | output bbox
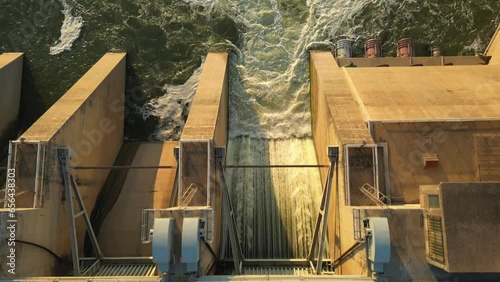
[427,216,445,264]
[200,275,372,282]
[91,264,157,277]
[243,267,313,276]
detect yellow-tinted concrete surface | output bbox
[181,52,228,145]
[0,53,126,276]
[0,53,23,140]
[310,51,374,146]
[372,121,500,203]
[98,141,177,257]
[344,64,500,122]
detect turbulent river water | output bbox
[1,0,499,258]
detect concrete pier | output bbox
[95,52,229,274]
[310,51,374,265]
[181,52,228,147]
[0,53,23,144]
[0,53,125,276]
[310,27,500,280]
[179,52,228,274]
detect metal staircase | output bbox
[359,183,391,208]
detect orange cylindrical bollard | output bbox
[366,39,382,58]
[398,38,414,58]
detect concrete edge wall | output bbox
[181,52,229,143]
[311,51,341,264]
[0,53,23,142]
[0,53,126,277]
[179,52,228,275]
[310,51,375,270]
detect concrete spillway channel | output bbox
[0,53,340,276]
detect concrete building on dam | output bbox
[1,25,500,281]
[311,24,500,281]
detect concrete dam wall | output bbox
[0,53,125,276]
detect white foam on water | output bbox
[181,0,220,17]
[227,0,377,139]
[462,37,485,54]
[137,60,204,140]
[49,0,83,55]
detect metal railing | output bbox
[1,140,47,209]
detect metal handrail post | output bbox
[33,142,42,208]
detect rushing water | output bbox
[226,137,323,258]
[1,0,500,259]
[1,0,499,139]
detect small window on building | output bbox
[428,194,440,208]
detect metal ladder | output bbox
[359,183,391,208]
[179,183,199,207]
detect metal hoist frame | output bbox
[308,147,339,275]
[2,140,47,208]
[215,147,244,275]
[58,148,103,276]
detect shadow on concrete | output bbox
[84,142,141,257]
